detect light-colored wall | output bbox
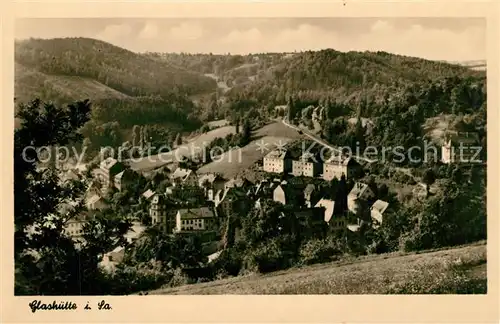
[323,164,347,181]
[263,157,285,173]
[273,186,287,205]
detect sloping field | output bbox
[197,122,304,178]
[197,135,294,179]
[150,242,486,295]
[207,119,230,128]
[15,63,130,104]
[127,125,236,171]
[255,121,305,139]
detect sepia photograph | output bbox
[12,15,488,298]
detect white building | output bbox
[292,152,321,177]
[263,149,292,174]
[175,207,216,233]
[150,194,175,233]
[370,199,389,227]
[171,167,198,187]
[323,156,359,181]
[347,182,375,214]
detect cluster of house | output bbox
[145,168,252,235]
[263,149,360,180]
[145,164,390,240]
[61,157,137,240]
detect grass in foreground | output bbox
[149,242,486,295]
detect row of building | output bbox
[263,149,360,181]
[147,165,390,237]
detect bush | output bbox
[168,267,192,288]
[299,238,341,265]
[104,262,170,295]
[243,239,289,273]
[210,248,243,277]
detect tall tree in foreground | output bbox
[14,98,132,295]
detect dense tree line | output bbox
[14,99,135,295]
[15,38,216,97]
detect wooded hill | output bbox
[15,38,219,152]
[15,37,216,100]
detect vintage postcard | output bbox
[1,1,499,323]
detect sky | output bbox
[15,18,486,61]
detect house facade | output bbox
[441,132,480,164]
[175,207,216,233]
[150,194,176,233]
[94,157,125,194]
[323,156,359,181]
[86,194,108,211]
[314,198,346,231]
[273,183,306,207]
[263,149,292,174]
[347,182,375,215]
[198,173,227,201]
[292,153,321,177]
[64,212,92,242]
[370,199,389,227]
[292,207,327,238]
[216,187,251,218]
[114,169,136,191]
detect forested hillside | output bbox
[15,39,486,162]
[15,38,216,98]
[226,49,484,108]
[15,38,219,157]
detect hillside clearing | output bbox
[197,122,304,178]
[127,125,236,171]
[423,114,456,145]
[149,242,486,295]
[197,135,294,179]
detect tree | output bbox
[286,96,294,122]
[175,133,182,147]
[132,125,140,147]
[240,119,252,146]
[422,169,436,195]
[235,117,240,134]
[14,98,132,295]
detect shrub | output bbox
[210,248,243,277]
[169,268,192,288]
[244,239,288,273]
[299,238,341,265]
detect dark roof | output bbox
[177,207,214,219]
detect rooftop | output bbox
[86,194,103,206]
[445,131,480,145]
[171,167,194,181]
[348,182,371,199]
[177,207,214,219]
[226,176,252,189]
[100,157,119,170]
[315,198,336,222]
[265,149,289,160]
[198,173,224,187]
[325,155,354,166]
[298,152,317,163]
[371,200,389,214]
[151,193,167,205]
[142,189,155,200]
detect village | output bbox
[56,123,479,272]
